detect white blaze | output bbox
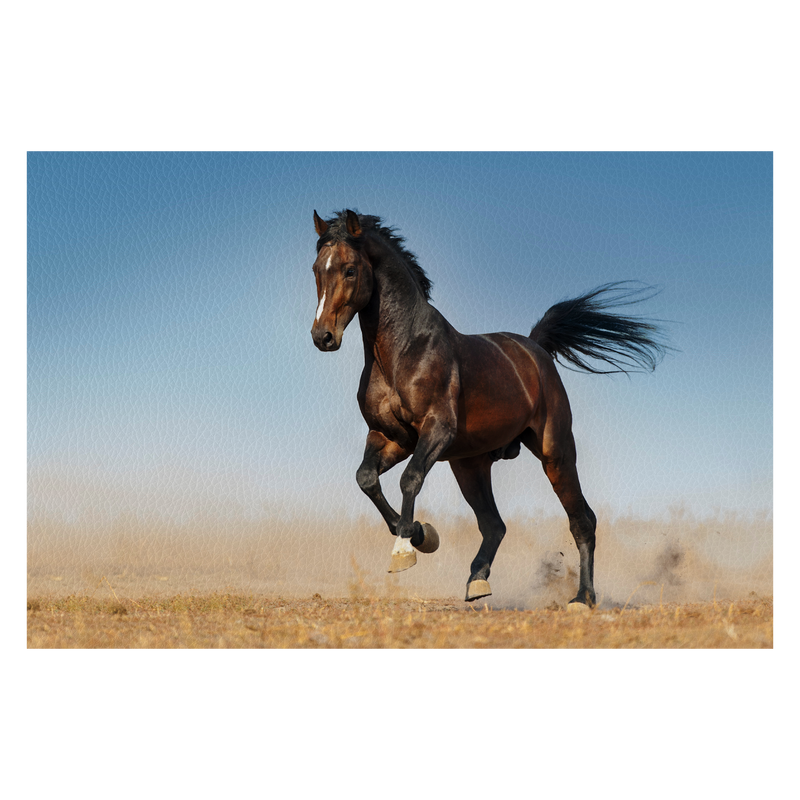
[315,252,335,321]
[315,291,327,321]
[317,253,333,322]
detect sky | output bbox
[28,152,772,528]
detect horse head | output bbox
[310,209,374,351]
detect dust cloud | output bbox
[28,505,772,609]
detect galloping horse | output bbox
[310,210,667,606]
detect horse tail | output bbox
[529,281,670,374]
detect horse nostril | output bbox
[322,332,334,346]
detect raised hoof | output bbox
[388,536,417,573]
[465,579,492,602]
[412,523,440,554]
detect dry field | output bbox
[28,509,772,648]
[27,592,772,648]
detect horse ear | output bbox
[345,209,362,238]
[313,210,328,237]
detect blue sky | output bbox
[28,152,772,525]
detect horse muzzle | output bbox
[311,326,341,352]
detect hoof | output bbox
[566,601,591,614]
[412,523,440,554]
[388,536,417,573]
[465,579,492,602]
[569,590,596,608]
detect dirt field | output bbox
[27,592,772,648]
[28,509,772,647]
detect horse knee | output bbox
[356,464,378,496]
[399,465,424,497]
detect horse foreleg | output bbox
[389,420,453,572]
[355,430,409,535]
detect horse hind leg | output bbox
[540,441,597,607]
[450,455,507,602]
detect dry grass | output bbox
[26,592,772,649]
[27,508,772,647]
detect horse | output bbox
[310,209,668,606]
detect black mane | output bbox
[318,210,433,300]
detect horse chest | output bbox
[361,379,415,440]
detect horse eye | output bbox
[345,268,356,277]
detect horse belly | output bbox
[442,336,540,460]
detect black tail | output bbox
[530,281,670,374]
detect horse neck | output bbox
[358,234,433,364]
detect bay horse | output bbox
[310,209,667,606]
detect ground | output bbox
[27,592,772,648]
